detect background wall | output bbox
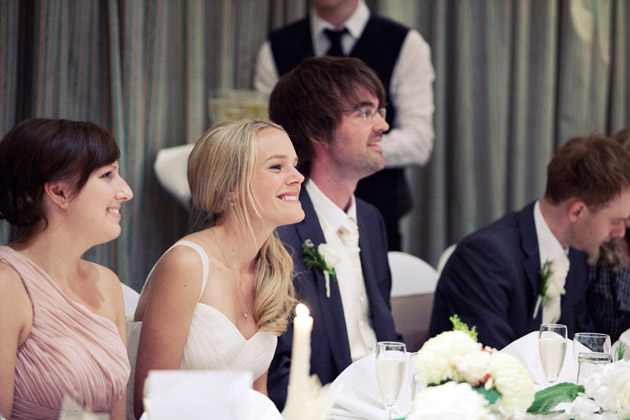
[1,0,628,290]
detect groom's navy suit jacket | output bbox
[429,201,594,349]
[268,189,399,410]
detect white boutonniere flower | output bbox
[302,239,341,298]
[532,255,570,319]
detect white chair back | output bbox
[154,144,194,209]
[436,243,457,274]
[388,251,438,297]
[387,251,439,351]
[121,283,140,317]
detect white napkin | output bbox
[501,331,582,390]
[143,370,256,420]
[154,144,193,208]
[328,353,413,420]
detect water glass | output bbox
[573,332,611,360]
[576,352,611,385]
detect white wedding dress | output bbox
[126,241,278,419]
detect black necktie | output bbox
[324,28,348,57]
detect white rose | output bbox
[455,349,492,385]
[489,351,535,415]
[566,395,604,420]
[317,243,341,270]
[614,380,630,417]
[415,330,481,385]
[584,360,630,415]
[546,255,569,298]
[406,381,497,420]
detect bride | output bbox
[129,119,304,418]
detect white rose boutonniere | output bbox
[532,254,570,319]
[302,239,341,298]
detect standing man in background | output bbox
[255,0,435,250]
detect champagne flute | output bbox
[376,341,407,420]
[539,323,567,385]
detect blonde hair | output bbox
[187,119,296,335]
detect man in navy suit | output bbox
[267,56,399,410]
[429,135,630,349]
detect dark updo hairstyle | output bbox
[0,118,120,228]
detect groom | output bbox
[267,56,399,410]
[429,134,630,349]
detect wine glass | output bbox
[376,341,407,420]
[407,351,422,401]
[539,323,567,385]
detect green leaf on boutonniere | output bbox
[301,240,336,276]
[526,382,583,414]
[533,260,553,319]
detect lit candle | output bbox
[284,303,313,417]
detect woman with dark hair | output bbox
[0,118,133,419]
[588,127,630,342]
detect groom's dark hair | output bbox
[545,134,630,209]
[269,56,385,179]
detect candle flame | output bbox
[296,303,310,318]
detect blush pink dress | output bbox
[0,246,130,420]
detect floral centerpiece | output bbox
[527,360,630,420]
[406,315,535,419]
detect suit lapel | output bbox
[519,202,543,321]
[296,190,352,371]
[356,207,384,334]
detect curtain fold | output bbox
[1,0,629,288]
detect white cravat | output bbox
[336,217,377,361]
[337,218,360,254]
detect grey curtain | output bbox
[1,0,628,290]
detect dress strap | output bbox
[142,240,210,302]
[172,241,210,302]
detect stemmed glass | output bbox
[375,341,407,420]
[539,324,567,385]
[573,332,612,384]
[407,351,422,401]
[573,332,611,358]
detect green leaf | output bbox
[526,382,583,414]
[449,314,478,341]
[617,342,626,361]
[472,386,501,406]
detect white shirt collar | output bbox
[534,199,568,268]
[305,179,357,232]
[309,0,370,56]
